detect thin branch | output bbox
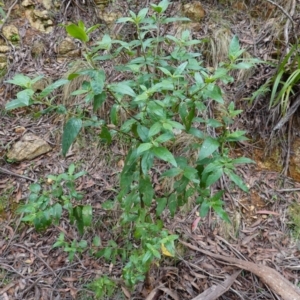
[264,0,295,26]
[0,0,19,32]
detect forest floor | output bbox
[0,0,300,299]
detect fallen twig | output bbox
[0,166,36,182]
[191,270,241,300]
[180,240,300,300]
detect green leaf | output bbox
[205,85,223,103]
[225,130,248,142]
[174,61,188,76]
[109,82,136,97]
[148,122,162,137]
[139,175,154,206]
[225,170,249,192]
[146,243,161,259]
[66,24,89,42]
[232,157,255,164]
[16,89,34,105]
[161,168,182,178]
[200,200,210,217]
[205,168,223,186]
[82,205,92,226]
[93,92,106,112]
[137,7,148,19]
[5,99,27,111]
[141,151,154,174]
[137,143,153,155]
[110,104,119,125]
[156,197,167,216]
[74,206,84,235]
[40,79,69,98]
[213,205,231,223]
[100,126,112,144]
[5,74,32,88]
[168,193,177,217]
[93,236,101,247]
[29,183,41,193]
[137,124,149,142]
[62,118,82,156]
[52,203,62,223]
[151,147,177,167]
[68,163,75,175]
[89,70,105,94]
[199,137,220,160]
[229,35,240,57]
[155,132,174,143]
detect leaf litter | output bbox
[1,0,300,299]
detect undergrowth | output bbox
[5,0,260,297]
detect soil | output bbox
[0,0,300,299]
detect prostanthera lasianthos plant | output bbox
[6,0,259,291]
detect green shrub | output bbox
[7,0,259,292]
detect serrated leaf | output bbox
[199,137,220,160]
[5,99,27,111]
[137,143,153,155]
[40,79,69,98]
[151,147,177,167]
[168,193,177,217]
[5,74,32,88]
[232,157,255,164]
[225,169,249,192]
[139,175,154,206]
[29,183,41,193]
[229,35,240,57]
[161,168,182,178]
[109,82,136,97]
[200,200,210,217]
[100,126,112,144]
[110,104,119,125]
[141,151,154,174]
[62,118,82,156]
[66,24,89,42]
[93,92,106,112]
[82,205,92,226]
[205,168,223,186]
[156,197,167,216]
[174,61,188,76]
[148,122,162,137]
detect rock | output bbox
[182,1,205,22]
[0,46,10,53]
[33,9,50,20]
[0,54,7,63]
[21,0,35,7]
[2,25,19,41]
[31,40,45,57]
[7,133,51,162]
[58,38,77,55]
[42,0,52,10]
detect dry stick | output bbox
[283,0,296,55]
[180,240,300,300]
[191,270,242,300]
[273,94,300,131]
[264,0,295,26]
[282,116,293,176]
[0,166,36,182]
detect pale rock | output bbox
[58,38,77,55]
[21,0,34,7]
[0,46,10,53]
[2,25,19,41]
[7,133,52,162]
[182,1,205,22]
